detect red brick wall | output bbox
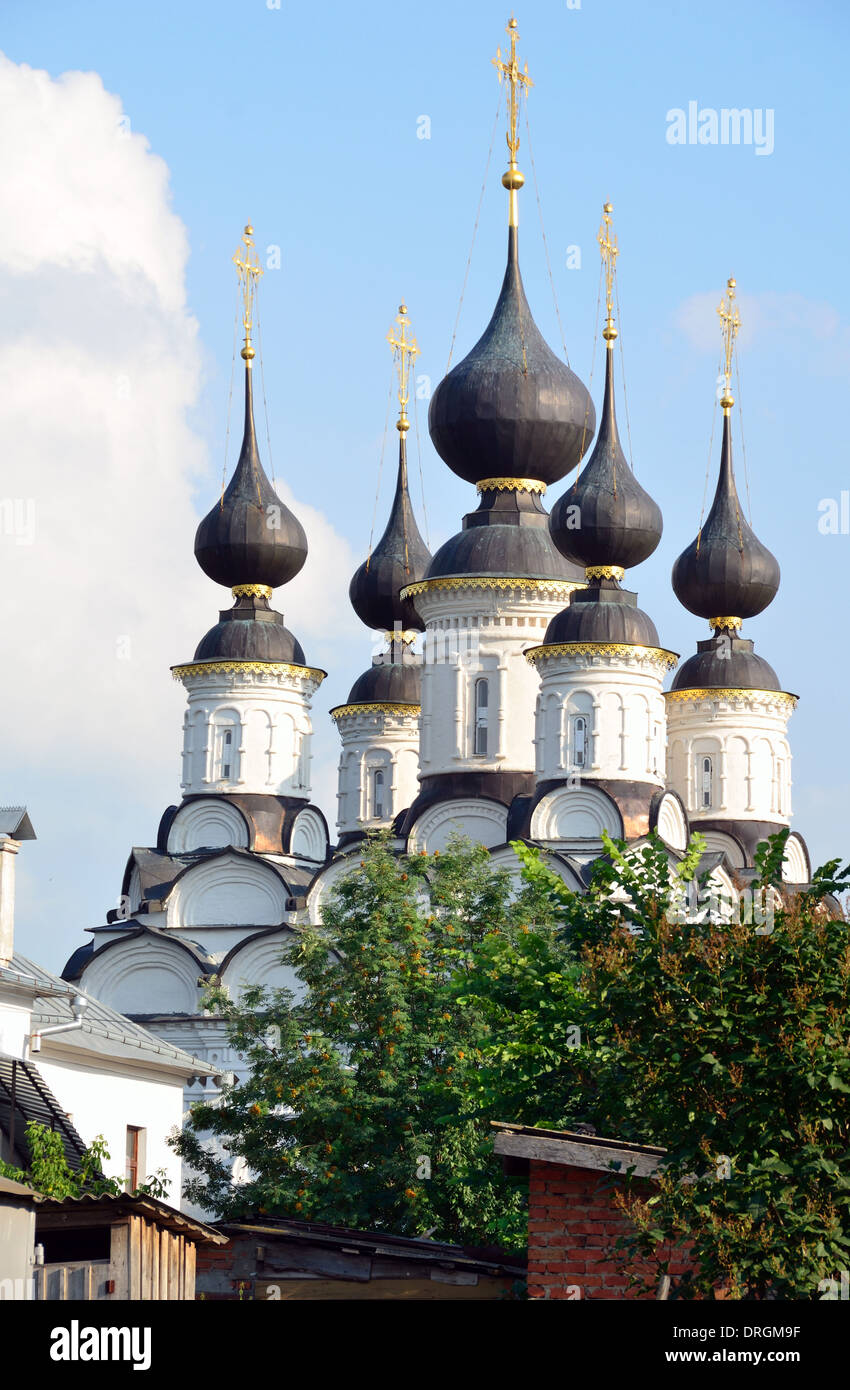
[527,1161,691,1301]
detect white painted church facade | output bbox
[61,34,811,1105]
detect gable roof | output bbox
[11,954,217,1080]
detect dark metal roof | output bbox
[672,411,779,621]
[543,580,661,647]
[671,631,781,692]
[349,435,431,633]
[212,1214,525,1276]
[193,596,306,664]
[428,226,595,487]
[549,345,662,571]
[427,514,580,582]
[345,657,422,707]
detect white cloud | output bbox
[675,288,850,375]
[0,53,356,956]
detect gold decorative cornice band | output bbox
[476,477,547,495]
[330,702,421,721]
[400,576,581,600]
[585,565,625,582]
[172,660,326,684]
[708,616,743,630]
[232,584,273,600]
[525,641,679,669]
[665,687,797,710]
[382,630,419,647]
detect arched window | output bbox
[572,715,587,769]
[373,769,385,819]
[700,755,713,810]
[214,723,239,782]
[474,678,489,756]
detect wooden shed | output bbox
[34,1192,227,1301]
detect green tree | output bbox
[174,833,561,1249]
[477,829,850,1299]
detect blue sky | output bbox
[2,0,849,967]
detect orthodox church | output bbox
[62,18,810,1090]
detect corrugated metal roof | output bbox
[11,954,216,1078]
[35,1191,228,1244]
[0,806,35,840]
[0,1054,89,1171]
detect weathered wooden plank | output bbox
[128,1215,142,1301]
[159,1226,169,1299]
[151,1228,159,1301]
[168,1230,179,1301]
[185,1241,196,1302]
[110,1221,130,1300]
[492,1130,664,1179]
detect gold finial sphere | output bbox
[241,344,256,361]
[604,201,613,214]
[399,303,407,314]
[508,15,517,28]
[728,276,736,290]
[502,167,525,191]
[245,224,253,236]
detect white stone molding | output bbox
[290,807,328,864]
[413,583,569,780]
[782,833,810,885]
[406,798,509,855]
[332,705,421,836]
[167,851,289,929]
[531,785,623,846]
[79,934,201,1016]
[166,799,250,855]
[655,792,688,853]
[176,664,321,798]
[220,929,305,1002]
[531,647,670,787]
[665,688,794,825]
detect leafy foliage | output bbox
[174,834,561,1249]
[0,1121,169,1200]
[493,830,850,1299]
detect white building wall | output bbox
[333,706,421,836]
[32,1047,187,1201]
[665,690,795,823]
[532,648,671,786]
[177,665,323,798]
[414,581,575,780]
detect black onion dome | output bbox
[428,227,595,487]
[672,412,779,620]
[427,518,582,583]
[195,366,308,591]
[543,583,660,647]
[193,605,305,665]
[346,659,422,706]
[671,632,780,692]
[349,437,432,632]
[550,345,662,570]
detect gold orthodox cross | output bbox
[492,16,533,226]
[717,277,740,411]
[598,202,619,342]
[387,303,420,434]
[233,223,263,361]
